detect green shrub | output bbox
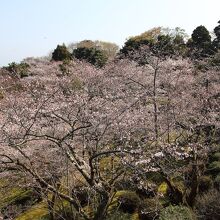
[214,175,220,189]
[52,44,72,61]
[109,191,141,214]
[145,172,164,184]
[4,62,30,78]
[70,77,84,91]
[73,47,108,67]
[106,211,132,220]
[139,198,162,220]
[210,52,220,66]
[208,161,220,176]
[159,205,195,220]
[15,202,49,220]
[211,152,220,162]
[195,189,220,220]
[198,176,213,193]
[117,191,141,213]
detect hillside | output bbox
[0,26,220,219]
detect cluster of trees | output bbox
[52,40,119,67]
[50,21,220,69]
[121,21,220,60]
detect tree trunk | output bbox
[93,192,109,220]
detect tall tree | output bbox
[189,25,215,57]
[52,44,72,61]
[213,20,220,50]
[191,25,211,47]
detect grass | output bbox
[15,202,49,220]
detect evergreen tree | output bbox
[52,44,72,61]
[191,25,211,47]
[73,47,108,67]
[189,25,215,57]
[213,20,220,50]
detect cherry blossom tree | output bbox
[0,54,219,219]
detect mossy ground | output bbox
[0,178,33,210]
[15,202,49,220]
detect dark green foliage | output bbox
[213,20,220,50]
[52,44,72,61]
[120,38,151,56]
[191,26,211,47]
[195,189,220,220]
[159,205,195,220]
[73,47,108,67]
[198,176,213,193]
[210,152,220,162]
[210,52,220,66]
[120,33,187,60]
[106,211,132,220]
[189,25,215,57]
[145,172,164,184]
[4,62,30,78]
[153,34,175,56]
[117,191,141,213]
[208,161,220,176]
[214,175,220,189]
[139,198,162,220]
[214,20,220,39]
[208,150,220,187]
[58,59,72,75]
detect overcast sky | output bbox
[0,0,219,66]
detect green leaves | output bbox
[52,44,71,61]
[73,47,108,68]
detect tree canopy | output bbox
[52,44,72,61]
[73,47,108,67]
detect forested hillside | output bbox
[0,22,220,220]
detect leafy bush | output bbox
[110,191,141,214]
[195,189,220,220]
[214,175,220,189]
[106,211,132,220]
[52,44,72,61]
[198,176,213,193]
[208,161,220,176]
[211,152,220,162]
[4,62,30,78]
[159,205,195,220]
[210,52,220,66]
[117,191,141,213]
[73,47,108,67]
[158,182,168,195]
[139,198,162,220]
